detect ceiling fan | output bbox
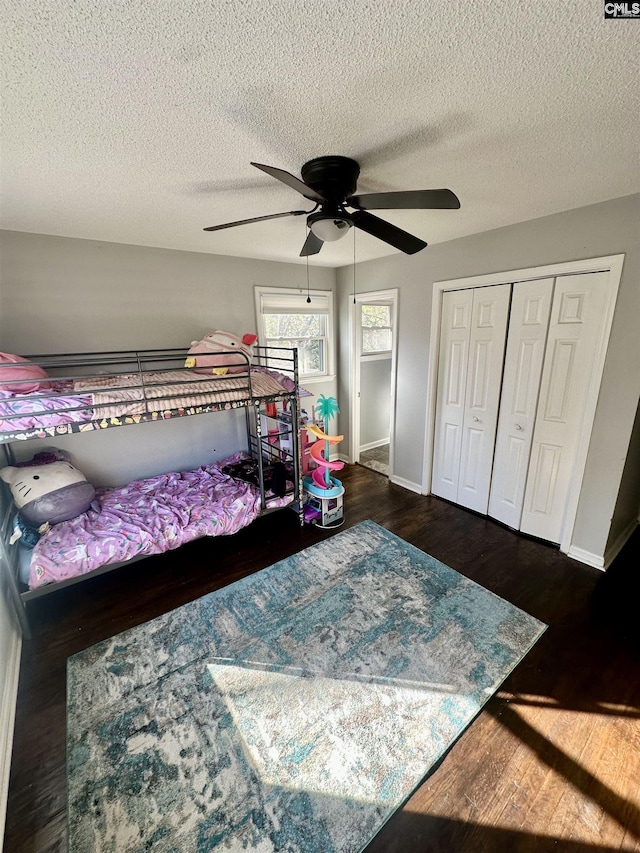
[203,156,460,256]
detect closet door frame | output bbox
[422,254,624,557]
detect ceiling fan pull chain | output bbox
[353,228,357,304]
[306,251,311,304]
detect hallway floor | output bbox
[359,442,389,476]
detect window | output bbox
[254,287,335,380]
[361,302,393,355]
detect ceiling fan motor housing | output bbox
[300,156,360,204]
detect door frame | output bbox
[349,289,399,475]
[422,254,625,554]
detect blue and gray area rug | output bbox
[67,520,545,852]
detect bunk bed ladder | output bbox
[253,400,268,513]
[290,349,305,526]
[245,347,304,524]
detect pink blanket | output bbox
[29,465,261,589]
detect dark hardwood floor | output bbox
[4,463,640,852]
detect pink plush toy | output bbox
[0,352,50,394]
[185,331,258,375]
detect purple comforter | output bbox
[0,384,94,432]
[29,464,261,589]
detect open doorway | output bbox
[350,289,398,478]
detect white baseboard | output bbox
[603,519,638,569]
[566,545,605,570]
[0,630,21,851]
[359,437,390,453]
[567,519,639,571]
[389,475,423,495]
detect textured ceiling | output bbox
[1,1,638,268]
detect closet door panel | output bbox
[520,273,609,543]
[431,289,473,502]
[457,284,511,513]
[488,278,554,529]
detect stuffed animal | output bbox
[0,449,96,545]
[0,352,50,393]
[185,330,258,375]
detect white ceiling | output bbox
[1,1,638,269]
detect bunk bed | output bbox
[0,345,305,634]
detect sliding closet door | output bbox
[520,272,610,543]
[431,289,474,502]
[488,278,554,529]
[456,284,511,513]
[432,284,510,511]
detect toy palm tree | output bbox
[315,394,340,487]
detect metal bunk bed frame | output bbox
[0,344,304,636]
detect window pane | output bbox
[361,304,391,328]
[257,287,333,378]
[264,313,324,339]
[266,338,324,374]
[363,328,392,353]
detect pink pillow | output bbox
[0,353,50,394]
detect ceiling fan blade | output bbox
[300,230,323,257]
[351,210,427,255]
[347,189,460,210]
[251,162,327,204]
[203,210,307,232]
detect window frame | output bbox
[254,286,335,382]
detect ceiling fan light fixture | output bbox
[309,215,353,242]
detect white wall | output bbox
[0,231,337,485]
[0,233,335,354]
[337,193,640,564]
[605,398,640,561]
